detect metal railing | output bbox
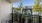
[21,15,42,23]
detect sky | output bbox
[13,0,42,7]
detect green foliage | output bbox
[32,0,42,12]
[19,1,23,8]
[15,8,21,11]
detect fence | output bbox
[21,15,42,23]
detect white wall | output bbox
[0,1,12,23]
[32,12,42,16]
[0,0,1,23]
[32,12,39,15]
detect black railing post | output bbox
[39,16,41,23]
[12,8,13,23]
[30,9,32,16]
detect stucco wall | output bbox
[0,1,12,23]
[0,0,1,23]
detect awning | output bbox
[1,0,22,3]
[9,0,22,3]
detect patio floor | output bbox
[13,21,20,23]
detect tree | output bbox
[24,6,30,15]
[19,1,23,8]
[32,0,41,11]
[14,1,23,12]
[32,1,42,22]
[32,0,42,13]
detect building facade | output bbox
[0,0,21,23]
